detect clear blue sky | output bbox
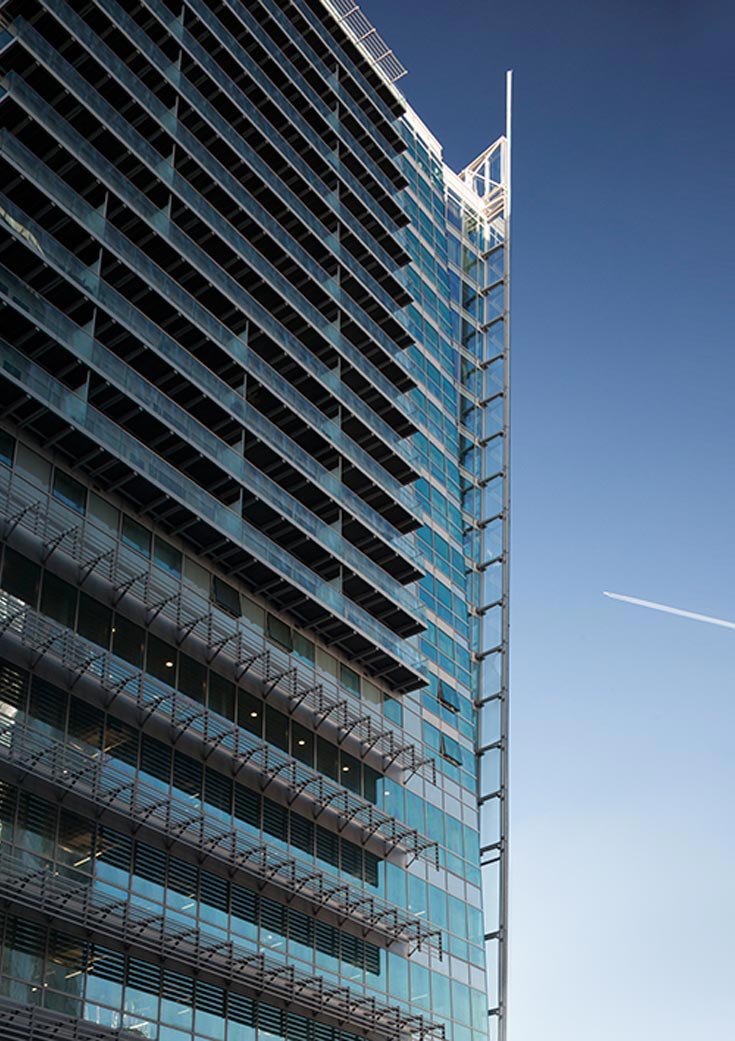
[364,1,735,1037]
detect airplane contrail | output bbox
[603,591,735,631]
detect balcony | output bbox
[0,848,444,1041]
[0,712,441,954]
[0,465,435,776]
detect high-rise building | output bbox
[0,3,510,1041]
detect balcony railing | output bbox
[0,465,435,783]
[0,849,444,1041]
[0,711,441,953]
[0,998,143,1041]
[0,590,438,867]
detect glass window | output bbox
[362,680,381,706]
[266,613,292,650]
[438,681,460,713]
[147,634,177,684]
[340,663,360,698]
[153,537,182,577]
[52,469,86,514]
[121,515,150,557]
[208,672,235,721]
[405,790,425,832]
[448,269,461,306]
[1,547,40,605]
[447,234,461,267]
[429,882,448,929]
[449,894,468,938]
[238,690,263,736]
[88,492,118,532]
[292,631,314,665]
[446,814,464,856]
[451,980,471,1025]
[340,751,360,794]
[292,722,313,766]
[212,575,241,617]
[184,555,209,594]
[388,950,409,998]
[40,571,76,628]
[179,654,206,703]
[316,736,338,781]
[78,593,111,648]
[112,615,145,668]
[0,429,15,466]
[424,721,441,752]
[363,764,379,804]
[446,192,462,230]
[265,706,289,751]
[441,734,463,766]
[432,970,451,1016]
[408,873,428,918]
[383,694,402,726]
[17,443,50,486]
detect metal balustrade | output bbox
[0,594,437,868]
[0,467,436,784]
[0,712,441,953]
[0,850,444,1041]
[15,13,418,451]
[0,998,142,1041]
[0,200,420,624]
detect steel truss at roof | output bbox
[320,0,408,85]
[0,710,441,954]
[0,850,445,1041]
[0,467,435,783]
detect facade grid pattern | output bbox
[0,2,510,1041]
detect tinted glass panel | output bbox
[52,470,86,513]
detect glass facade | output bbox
[0,3,510,1041]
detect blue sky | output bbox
[363,1,735,1037]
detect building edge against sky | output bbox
[0,2,510,1041]
[393,90,512,1040]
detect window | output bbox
[293,631,314,665]
[340,664,360,698]
[88,492,118,532]
[238,691,262,736]
[265,705,289,752]
[212,575,241,617]
[266,613,292,650]
[112,616,144,668]
[441,734,463,766]
[1,547,40,605]
[383,694,403,727]
[17,444,50,486]
[0,430,14,466]
[178,654,206,703]
[121,515,150,557]
[208,672,235,721]
[340,751,360,794]
[52,469,86,514]
[40,572,76,628]
[147,634,177,684]
[438,681,460,713]
[153,536,181,577]
[78,593,111,648]
[292,722,313,766]
[316,736,338,782]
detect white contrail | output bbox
[602,591,735,630]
